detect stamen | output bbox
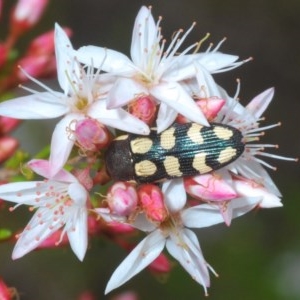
[193,32,210,54]
[17,66,58,97]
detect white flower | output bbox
[0,159,89,261]
[75,6,246,132]
[101,179,260,295]
[0,23,149,176]
[215,87,296,196]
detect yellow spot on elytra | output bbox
[135,160,157,176]
[187,123,204,144]
[160,127,176,150]
[217,147,237,163]
[192,153,212,173]
[115,134,129,141]
[131,138,153,154]
[213,126,233,140]
[163,156,182,177]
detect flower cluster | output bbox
[0,5,295,296]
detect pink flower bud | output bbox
[26,28,71,56]
[110,291,139,300]
[184,173,237,202]
[0,44,7,68]
[0,117,20,134]
[17,55,56,81]
[107,182,138,217]
[148,253,171,274]
[137,184,168,222]
[10,0,49,37]
[72,168,93,191]
[0,137,18,163]
[37,229,69,249]
[128,95,157,125]
[75,119,110,151]
[0,277,14,300]
[105,221,135,234]
[196,96,225,121]
[177,96,225,123]
[77,291,96,300]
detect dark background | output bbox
[1,0,300,299]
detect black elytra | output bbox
[105,122,245,183]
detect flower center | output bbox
[74,96,89,111]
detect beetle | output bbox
[105,122,245,183]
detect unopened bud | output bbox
[10,0,49,37]
[0,137,18,163]
[0,277,15,300]
[110,291,139,300]
[148,252,171,274]
[184,173,237,202]
[75,119,110,151]
[138,184,167,222]
[195,96,225,121]
[0,116,20,134]
[37,229,69,249]
[177,96,225,123]
[128,95,157,125]
[107,182,138,217]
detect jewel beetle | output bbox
[105,122,245,183]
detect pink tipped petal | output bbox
[246,87,274,118]
[166,229,210,294]
[76,46,134,74]
[131,6,157,66]
[49,114,79,176]
[27,159,76,182]
[105,230,165,294]
[162,179,186,212]
[89,101,150,135]
[0,92,68,119]
[197,53,239,73]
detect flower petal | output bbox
[151,82,209,132]
[197,52,239,73]
[0,92,68,119]
[55,23,78,94]
[130,6,157,66]
[182,196,261,228]
[76,46,134,74]
[89,101,150,135]
[105,230,165,294]
[106,78,148,109]
[246,87,274,118]
[162,179,186,212]
[166,228,211,295]
[27,159,77,182]
[49,114,80,176]
[67,207,88,261]
[12,208,62,259]
[0,181,44,204]
[155,102,178,133]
